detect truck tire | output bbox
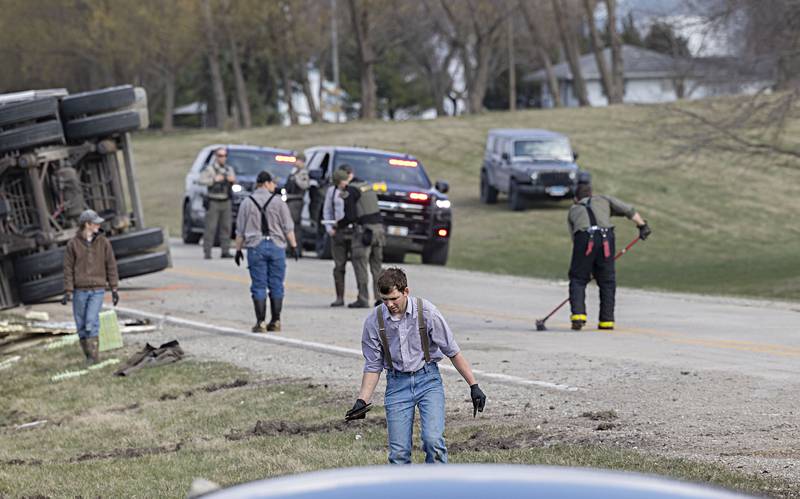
[421,240,449,265]
[117,251,170,279]
[182,204,202,244]
[59,85,136,119]
[64,110,142,143]
[316,232,332,260]
[0,120,65,154]
[18,274,64,304]
[109,228,164,257]
[13,247,65,282]
[0,97,59,128]
[480,171,498,204]
[508,181,526,212]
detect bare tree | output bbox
[201,0,231,128]
[519,0,562,107]
[347,0,379,119]
[605,0,624,102]
[552,0,590,106]
[583,0,616,103]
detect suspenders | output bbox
[375,297,431,372]
[584,199,611,258]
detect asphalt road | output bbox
[92,239,800,479]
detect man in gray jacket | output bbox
[198,147,236,259]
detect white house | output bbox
[524,44,773,108]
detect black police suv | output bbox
[182,144,298,245]
[480,129,590,211]
[303,146,452,265]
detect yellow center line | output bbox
[165,266,798,359]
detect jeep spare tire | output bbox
[59,85,136,119]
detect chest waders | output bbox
[375,297,431,373]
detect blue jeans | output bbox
[384,362,447,464]
[247,239,286,301]
[72,289,105,339]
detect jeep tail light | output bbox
[408,192,429,202]
[437,228,449,237]
[275,155,296,163]
[389,158,418,167]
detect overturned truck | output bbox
[0,85,170,310]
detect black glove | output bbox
[234,249,244,267]
[470,384,486,417]
[345,399,372,421]
[288,246,300,261]
[112,290,120,306]
[60,292,71,306]
[638,221,652,241]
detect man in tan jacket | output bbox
[62,209,119,364]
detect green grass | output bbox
[1,341,797,498]
[131,101,800,300]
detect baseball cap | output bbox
[78,209,104,225]
[256,170,273,184]
[333,168,350,184]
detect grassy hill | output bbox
[132,102,800,301]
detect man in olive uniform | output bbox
[347,177,386,308]
[567,184,651,331]
[284,154,310,230]
[198,147,236,259]
[323,168,353,307]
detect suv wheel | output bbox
[508,181,526,211]
[480,171,498,204]
[182,203,202,244]
[421,240,449,265]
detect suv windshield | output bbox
[514,138,573,162]
[333,151,431,188]
[225,149,295,183]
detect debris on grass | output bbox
[87,358,120,370]
[44,335,80,350]
[596,422,616,431]
[50,369,89,382]
[71,442,183,462]
[0,355,21,370]
[581,410,618,421]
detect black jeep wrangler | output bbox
[480,129,590,211]
[303,146,452,265]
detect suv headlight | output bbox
[435,199,451,209]
[231,184,243,193]
[569,172,577,180]
[530,172,539,182]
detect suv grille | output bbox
[539,171,572,187]
[378,193,431,239]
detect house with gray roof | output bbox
[524,45,773,107]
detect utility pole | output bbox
[331,0,341,122]
[508,15,516,112]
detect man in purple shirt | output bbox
[345,267,487,464]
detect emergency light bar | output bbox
[275,155,297,163]
[388,158,418,167]
[408,192,429,202]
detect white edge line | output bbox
[111,305,579,392]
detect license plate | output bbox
[387,225,408,236]
[546,186,569,196]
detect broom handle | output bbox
[541,236,641,322]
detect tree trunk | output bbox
[162,72,175,132]
[348,0,378,119]
[552,0,590,106]
[201,0,230,129]
[227,29,252,128]
[299,65,321,123]
[508,16,516,111]
[583,0,615,104]
[605,0,624,103]
[282,69,299,125]
[466,40,492,114]
[519,0,562,107]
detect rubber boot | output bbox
[267,298,282,332]
[571,320,585,331]
[330,281,345,307]
[79,338,92,364]
[251,298,267,333]
[87,337,100,365]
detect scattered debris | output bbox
[226,418,385,441]
[3,458,43,466]
[204,379,248,393]
[71,442,182,462]
[114,340,183,377]
[44,335,80,350]
[449,429,544,452]
[88,358,120,370]
[15,420,48,431]
[596,422,616,431]
[581,410,618,421]
[50,369,89,382]
[0,355,21,370]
